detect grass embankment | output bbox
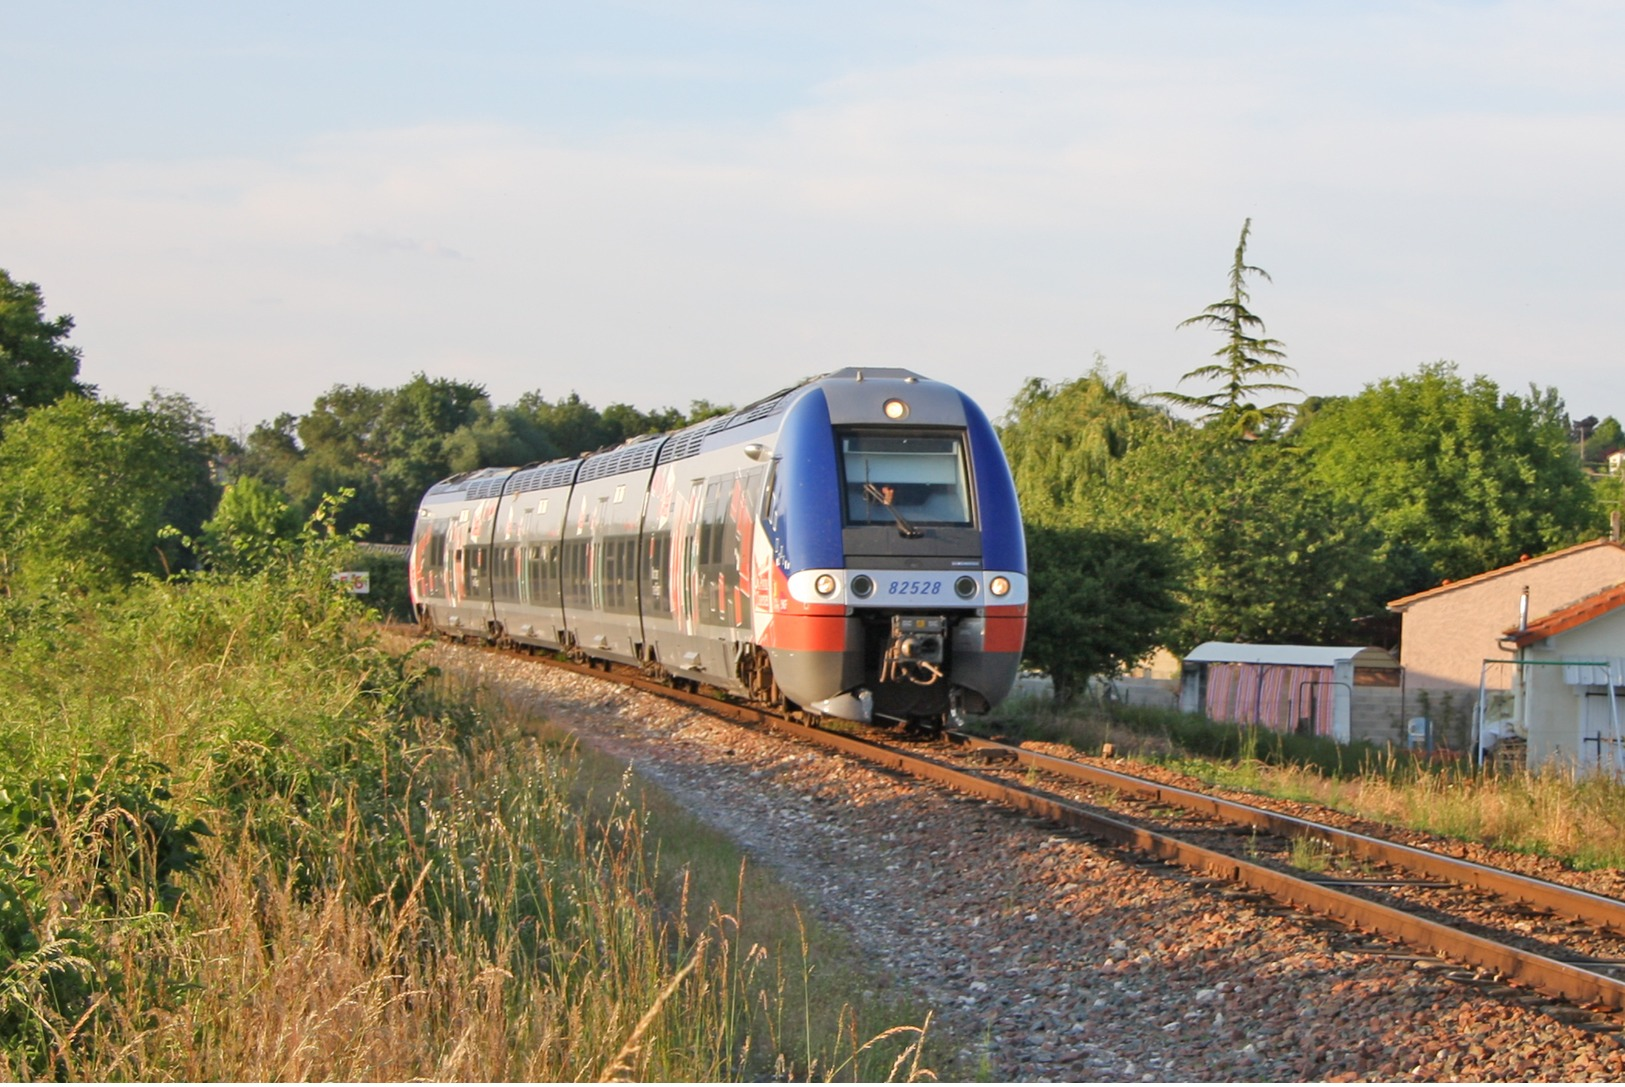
[0,562,933,1081]
[993,695,1625,872]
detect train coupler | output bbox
[880,615,947,686]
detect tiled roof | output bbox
[1387,538,1625,612]
[1503,583,1625,648]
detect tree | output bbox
[1584,415,1625,467]
[1158,219,1300,437]
[1139,432,1386,650]
[1022,522,1182,700]
[997,360,1169,524]
[1297,362,1599,592]
[1001,354,1386,653]
[372,375,490,539]
[0,268,89,426]
[0,397,204,595]
[200,476,301,573]
[240,412,304,483]
[141,388,218,572]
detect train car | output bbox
[408,367,1027,728]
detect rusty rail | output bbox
[514,651,1625,1012]
[949,733,1625,935]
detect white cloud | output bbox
[2,2,1624,432]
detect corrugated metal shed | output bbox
[1180,643,1402,743]
[1182,643,1398,669]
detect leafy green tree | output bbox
[200,476,301,573]
[1116,429,1386,651]
[0,397,204,595]
[1586,415,1624,466]
[1001,360,1387,653]
[1022,522,1182,700]
[998,363,1187,677]
[998,360,1169,524]
[0,269,89,426]
[372,375,490,539]
[1158,219,1300,438]
[1297,362,1598,591]
[441,404,549,474]
[240,412,303,483]
[141,389,218,572]
[241,379,734,544]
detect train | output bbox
[407,367,1027,729]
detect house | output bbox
[1386,539,1625,753]
[1500,585,1625,774]
[1114,647,1181,708]
[1178,642,1403,745]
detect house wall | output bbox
[1400,685,1482,752]
[1394,543,1625,693]
[1519,608,1625,772]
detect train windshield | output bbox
[840,431,973,527]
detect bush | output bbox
[0,556,931,1079]
[348,547,412,622]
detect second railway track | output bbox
[523,645,1625,1020]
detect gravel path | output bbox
[428,641,1625,1081]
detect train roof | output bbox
[423,367,955,496]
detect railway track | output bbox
[504,645,1625,1019]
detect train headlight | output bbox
[955,576,978,598]
[989,576,1011,597]
[883,398,909,420]
[851,574,875,598]
[815,574,839,597]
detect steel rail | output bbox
[948,733,1625,935]
[807,727,1625,1012]
[515,652,1625,1011]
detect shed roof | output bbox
[1503,583,1625,648]
[1387,538,1625,612]
[1182,643,1399,668]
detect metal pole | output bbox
[1476,661,1490,770]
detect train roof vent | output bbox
[509,459,581,494]
[726,390,791,428]
[426,467,511,498]
[657,415,730,464]
[425,474,472,497]
[579,436,665,482]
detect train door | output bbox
[681,480,705,636]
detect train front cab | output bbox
[759,371,1028,726]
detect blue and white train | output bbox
[408,367,1027,728]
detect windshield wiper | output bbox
[864,483,923,538]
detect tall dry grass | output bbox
[0,560,933,1081]
[997,692,1625,870]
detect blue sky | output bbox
[4,1,1623,434]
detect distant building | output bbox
[1387,538,1625,766]
[1114,647,1181,708]
[1501,585,1625,774]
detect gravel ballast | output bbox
[428,641,1625,1082]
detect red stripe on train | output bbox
[984,605,1027,654]
[760,613,848,652]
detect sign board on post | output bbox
[333,571,371,594]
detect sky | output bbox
[3,1,1623,437]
